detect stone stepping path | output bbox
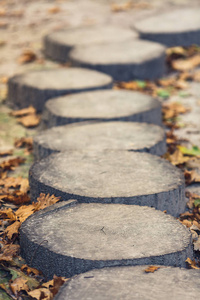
[54,265,200,300]
[8,68,112,112]
[29,151,185,217]
[134,8,200,47]
[69,40,166,81]
[20,201,192,279]
[11,6,200,291]
[42,90,162,128]
[44,25,138,63]
[33,121,166,160]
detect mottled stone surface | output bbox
[134,8,200,46]
[29,151,185,217]
[33,122,166,160]
[42,90,162,128]
[7,68,113,112]
[69,40,166,81]
[20,201,192,279]
[55,265,200,300]
[44,25,138,62]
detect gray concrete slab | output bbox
[7,68,113,112]
[20,201,193,279]
[69,40,166,81]
[55,265,200,300]
[42,90,162,128]
[44,25,138,63]
[29,150,185,217]
[33,121,166,160]
[134,8,200,47]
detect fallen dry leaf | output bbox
[111,1,132,12]
[172,54,200,71]
[11,106,36,117]
[0,157,25,172]
[21,264,40,276]
[0,208,16,221]
[144,266,160,273]
[5,221,21,240]
[17,113,40,128]
[186,257,199,269]
[48,6,60,14]
[180,219,192,228]
[15,204,36,223]
[28,287,53,300]
[184,170,200,185]
[43,275,68,297]
[166,149,190,166]
[166,46,186,57]
[14,137,33,151]
[0,149,13,157]
[0,244,20,262]
[18,49,37,64]
[10,276,29,296]
[34,193,60,211]
[162,102,189,120]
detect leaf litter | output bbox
[0,140,66,298]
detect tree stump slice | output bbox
[33,121,166,160]
[134,8,200,47]
[44,25,138,62]
[29,151,185,217]
[8,68,113,112]
[69,40,166,81]
[55,265,200,300]
[20,201,192,279]
[42,90,162,128]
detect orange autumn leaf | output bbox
[18,49,37,64]
[0,149,13,157]
[5,221,21,240]
[0,157,26,171]
[144,266,160,273]
[43,275,68,296]
[172,54,200,71]
[14,137,33,151]
[184,170,200,185]
[28,288,53,300]
[48,6,60,14]
[10,277,29,295]
[21,264,40,276]
[162,102,189,120]
[15,205,36,223]
[17,114,40,128]
[0,208,16,221]
[0,176,28,189]
[34,193,60,211]
[10,106,36,117]
[0,191,30,205]
[0,244,20,262]
[186,258,199,269]
[166,149,190,166]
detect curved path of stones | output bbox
[7,7,200,299]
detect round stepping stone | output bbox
[29,151,185,217]
[42,90,162,128]
[55,265,200,300]
[20,201,193,279]
[8,68,113,112]
[69,40,166,81]
[134,8,200,47]
[33,122,166,160]
[44,25,138,63]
